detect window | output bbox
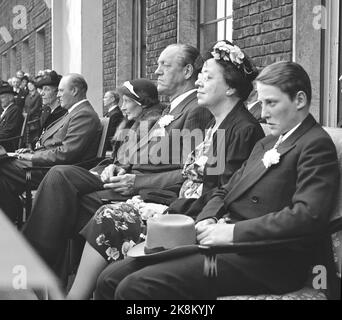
[199,0,233,53]
[21,38,30,73]
[132,0,147,79]
[2,53,9,80]
[10,46,17,77]
[35,28,45,74]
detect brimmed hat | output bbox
[0,81,15,95]
[128,214,198,260]
[118,79,159,108]
[36,70,62,88]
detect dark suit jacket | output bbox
[197,114,339,243]
[14,89,27,110]
[168,101,265,212]
[132,91,213,192]
[40,105,68,133]
[31,100,102,166]
[105,106,124,152]
[0,103,24,151]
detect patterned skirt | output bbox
[80,202,146,262]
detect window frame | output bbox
[199,0,233,52]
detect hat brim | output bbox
[127,242,199,261]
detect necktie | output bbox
[273,135,284,150]
[162,105,171,116]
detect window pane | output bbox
[226,18,233,41]
[217,20,225,40]
[217,0,226,19]
[226,0,233,17]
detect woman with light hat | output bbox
[90,78,164,177]
[67,41,264,300]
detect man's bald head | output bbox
[57,73,88,109]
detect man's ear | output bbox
[226,86,237,97]
[72,87,79,97]
[295,91,308,110]
[184,64,194,80]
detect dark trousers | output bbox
[94,251,310,300]
[22,165,128,275]
[0,158,46,222]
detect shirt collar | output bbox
[68,99,88,114]
[0,103,13,118]
[108,104,119,114]
[170,89,197,112]
[282,122,302,143]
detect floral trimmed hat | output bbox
[207,40,259,81]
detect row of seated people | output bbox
[1,40,339,300]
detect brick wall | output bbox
[233,0,293,68]
[103,0,116,97]
[0,0,52,79]
[146,0,178,81]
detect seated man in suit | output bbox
[38,71,68,134]
[23,44,213,273]
[93,61,340,300]
[0,73,102,222]
[0,81,24,152]
[11,77,27,110]
[103,90,124,152]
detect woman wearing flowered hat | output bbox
[68,41,264,300]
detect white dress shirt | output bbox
[170,89,197,113]
[68,99,88,114]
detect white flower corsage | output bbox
[151,115,175,138]
[158,115,175,128]
[262,148,281,169]
[211,41,245,65]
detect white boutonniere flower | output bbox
[151,115,175,138]
[158,115,175,128]
[262,148,281,169]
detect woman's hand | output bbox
[139,203,168,220]
[100,164,116,183]
[100,165,126,183]
[196,221,235,246]
[103,174,136,196]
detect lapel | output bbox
[134,91,198,154]
[224,114,317,207]
[106,105,120,118]
[42,101,89,142]
[206,101,245,165]
[0,103,15,124]
[41,112,69,142]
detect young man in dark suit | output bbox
[103,90,123,152]
[23,44,213,273]
[0,74,102,222]
[93,61,340,300]
[0,81,24,152]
